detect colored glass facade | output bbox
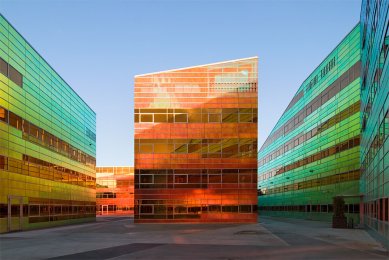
[96,166,134,215]
[258,25,361,222]
[0,15,96,233]
[360,0,389,248]
[134,57,258,223]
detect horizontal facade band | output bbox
[0,154,96,189]
[0,106,96,168]
[261,61,360,151]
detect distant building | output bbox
[360,0,389,249]
[134,57,258,223]
[0,15,96,233]
[96,166,134,215]
[258,25,361,222]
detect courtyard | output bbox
[0,216,387,259]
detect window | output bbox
[174,175,187,183]
[239,205,252,213]
[209,205,221,212]
[174,206,187,214]
[188,206,201,214]
[188,144,201,153]
[174,144,188,153]
[96,192,116,198]
[222,113,238,123]
[239,174,251,183]
[188,175,201,183]
[154,175,166,184]
[222,173,238,183]
[141,114,153,123]
[0,58,23,87]
[54,206,62,215]
[140,175,153,183]
[208,114,220,123]
[222,205,238,212]
[0,107,7,123]
[140,205,153,214]
[188,113,201,123]
[239,113,252,123]
[8,65,23,87]
[0,204,7,218]
[174,113,187,123]
[209,174,221,183]
[140,144,153,153]
[0,58,7,76]
[154,114,167,123]
[0,155,6,170]
[9,112,22,130]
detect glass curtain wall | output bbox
[258,25,361,222]
[360,0,389,249]
[134,57,258,223]
[0,15,96,233]
[96,166,134,215]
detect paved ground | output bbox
[0,216,388,259]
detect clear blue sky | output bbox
[2,0,361,166]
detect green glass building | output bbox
[0,15,96,233]
[360,0,389,249]
[258,24,361,222]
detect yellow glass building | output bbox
[0,15,96,232]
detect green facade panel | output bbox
[360,0,389,249]
[258,24,361,223]
[0,14,96,233]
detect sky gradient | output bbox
[2,0,361,166]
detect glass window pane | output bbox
[0,58,7,76]
[9,65,23,87]
[141,114,153,122]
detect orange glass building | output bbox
[134,57,258,223]
[96,167,134,215]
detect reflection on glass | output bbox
[134,57,258,223]
[96,167,134,215]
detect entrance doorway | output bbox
[102,205,109,215]
[7,195,23,232]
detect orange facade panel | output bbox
[134,57,258,223]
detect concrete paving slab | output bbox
[0,216,387,259]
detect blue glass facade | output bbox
[360,0,389,249]
[258,25,361,222]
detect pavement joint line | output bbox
[253,225,290,246]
